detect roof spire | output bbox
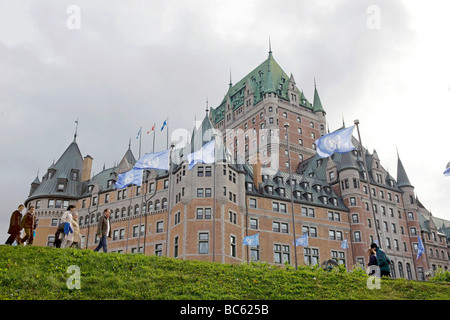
[206,96,209,114]
[128,138,131,149]
[74,118,79,141]
[269,36,272,54]
[313,78,326,114]
[229,69,232,88]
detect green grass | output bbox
[0,245,448,300]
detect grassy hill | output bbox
[0,245,449,300]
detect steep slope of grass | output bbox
[0,246,448,300]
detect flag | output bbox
[136,128,141,140]
[315,125,355,158]
[161,119,167,131]
[115,168,143,189]
[134,149,170,171]
[341,239,348,250]
[294,233,309,247]
[444,162,450,177]
[243,233,259,246]
[416,235,425,260]
[187,140,215,170]
[147,125,155,134]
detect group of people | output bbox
[368,242,393,277]
[5,204,37,246]
[5,204,112,253]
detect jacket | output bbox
[8,210,23,234]
[71,218,81,243]
[96,214,111,238]
[21,212,37,230]
[368,254,378,267]
[375,247,392,272]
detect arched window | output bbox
[155,200,160,211]
[121,207,126,218]
[162,198,168,210]
[148,201,153,212]
[406,263,412,280]
[398,262,404,278]
[134,204,140,215]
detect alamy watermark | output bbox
[66,265,81,290]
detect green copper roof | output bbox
[313,81,326,114]
[211,51,314,125]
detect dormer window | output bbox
[71,169,79,181]
[57,184,65,192]
[88,185,94,193]
[278,188,285,197]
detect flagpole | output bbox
[354,120,382,247]
[284,122,298,270]
[212,139,217,262]
[125,186,133,253]
[166,118,169,150]
[139,126,142,159]
[152,122,156,153]
[165,143,175,257]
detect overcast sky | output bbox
[1,0,449,241]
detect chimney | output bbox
[81,155,93,181]
[252,153,262,190]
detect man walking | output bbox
[371,243,392,277]
[5,205,24,245]
[21,206,37,245]
[94,208,111,253]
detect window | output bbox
[197,188,204,197]
[51,218,58,226]
[274,244,290,264]
[354,231,361,242]
[249,198,257,208]
[331,251,346,266]
[174,212,181,225]
[156,221,164,233]
[155,243,163,257]
[301,207,315,217]
[230,235,236,257]
[174,236,179,258]
[199,233,209,254]
[229,211,237,224]
[205,166,212,177]
[304,248,319,265]
[250,218,258,229]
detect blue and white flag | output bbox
[416,235,425,260]
[115,168,143,189]
[161,119,167,132]
[443,162,450,177]
[134,149,170,171]
[136,128,141,140]
[341,239,348,250]
[187,140,215,170]
[243,233,259,246]
[315,126,355,158]
[294,233,309,247]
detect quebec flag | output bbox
[187,140,215,170]
[243,233,259,246]
[416,235,425,260]
[315,126,355,158]
[134,149,170,171]
[115,168,143,189]
[443,162,450,177]
[294,233,309,247]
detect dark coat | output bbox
[368,254,378,267]
[21,212,37,230]
[8,210,23,234]
[375,247,391,272]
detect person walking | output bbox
[61,205,76,248]
[70,212,81,249]
[5,205,24,245]
[20,206,37,245]
[94,208,111,253]
[367,247,378,275]
[371,243,392,277]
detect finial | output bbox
[229,69,232,87]
[74,119,79,141]
[206,96,209,114]
[342,114,345,127]
[128,138,131,149]
[269,36,272,54]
